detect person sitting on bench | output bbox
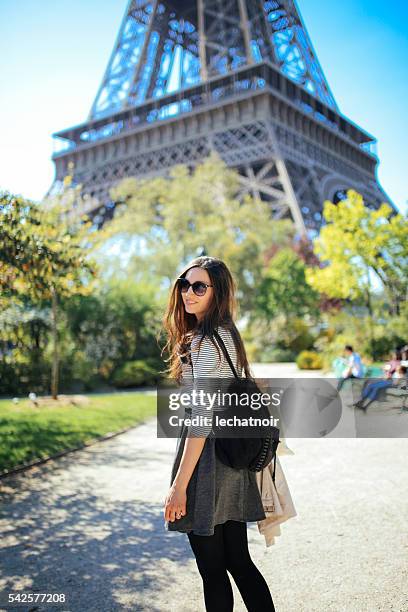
[352,365,407,411]
[336,345,363,391]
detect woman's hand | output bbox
[164,436,206,523]
[164,482,187,522]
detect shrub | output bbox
[365,335,405,362]
[259,347,297,362]
[112,359,158,388]
[0,357,50,396]
[296,350,323,370]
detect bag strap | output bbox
[212,329,240,380]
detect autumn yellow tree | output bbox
[306,190,408,317]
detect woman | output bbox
[383,348,402,378]
[162,256,275,612]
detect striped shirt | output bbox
[180,325,242,438]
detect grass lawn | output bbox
[0,392,156,474]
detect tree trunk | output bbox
[51,286,59,400]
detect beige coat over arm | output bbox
[256,439,297,547]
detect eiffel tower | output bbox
[50,0,397,234]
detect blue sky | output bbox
[0,0,407,214]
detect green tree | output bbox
[64,276,163,381]
[108,152,295,316]
[254,247,320,324]
[0,187,107,397]
[247,247,320,360]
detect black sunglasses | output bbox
[177,277,213,296]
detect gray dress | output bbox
[165,325,266,536]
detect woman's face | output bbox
[181,267,213,322]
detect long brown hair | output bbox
[160,256,253,383]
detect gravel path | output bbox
[0,366,407,612]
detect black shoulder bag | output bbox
[210,329,280,482]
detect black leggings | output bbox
[187,520,275,612]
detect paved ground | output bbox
[0,365,407,612]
